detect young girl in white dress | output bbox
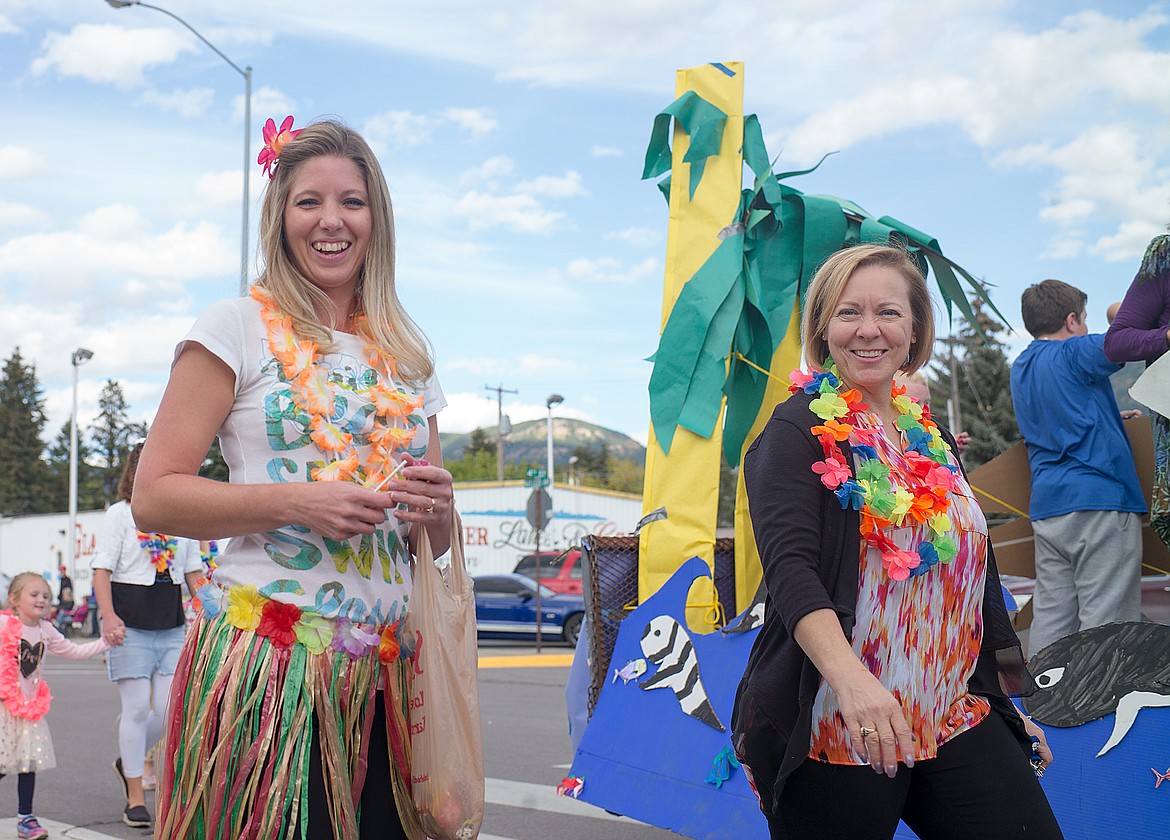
[0,573,117,839]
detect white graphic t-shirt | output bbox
[179,296,446,625]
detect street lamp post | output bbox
[546,394,564,504]
[105,0,252,295]
[68,348,94,584]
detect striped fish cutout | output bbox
[638,614,725,731]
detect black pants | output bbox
[303,692,408,840]
[0,772,35,815]
[769,711,1064,840]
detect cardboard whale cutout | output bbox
[1023,621,1170,756]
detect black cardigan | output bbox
[732,391,1033,808]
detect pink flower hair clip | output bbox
[257,115,302,179]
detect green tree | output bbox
[928,301,1020,470]
[89,380,147,504]
[464,427,496,458]
[0,348,51,515]
[44,421,104,512]
[570,443,611,486]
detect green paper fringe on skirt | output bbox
[155,612,420,840]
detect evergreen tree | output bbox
[570,442,611,486]
[45,422,106,513]
[464,427,496,458]
[0,348,51,515]
[928,302,1020,470]
[89,380,147,504]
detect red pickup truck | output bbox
[512,548,583,595]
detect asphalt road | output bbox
[0,639,682,840]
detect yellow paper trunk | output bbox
[639,62,743,630]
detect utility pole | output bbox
[484,384,517,482]
[947,332,963,435]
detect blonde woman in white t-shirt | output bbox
[134,118,455,840]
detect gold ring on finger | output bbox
[859,726,876,738]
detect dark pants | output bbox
[766,712,1064,840]
[303,692,407,840]
[0,772,35,815]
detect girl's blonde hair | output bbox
[7,572,50,610]
[255,119,434,385]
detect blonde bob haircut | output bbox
[801,243,936,376]
[256,119,434,385]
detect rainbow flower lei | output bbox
[137,531,178,575]
[198,580,402,662]
[251,286,424,486]
[790,362,961,581]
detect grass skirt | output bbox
[155,611,420,840]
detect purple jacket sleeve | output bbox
[1104,235,1170,364]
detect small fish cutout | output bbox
[706,745,740,788]
[612,658,647,684]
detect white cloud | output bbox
[566,256,659,284]
[1090,220,1167,263]
[441,107,498,138]
[241,86,296,125]
[458,155,514,188]
[0,201,51,232]
[31,24,194,89]
[0,15,19,35]
[0,205,233,312]
[363,110,435,149]
[192,168,266,209]
[592,145,622,157]
[453,191,565,234]
[995,125,1170,261]
[605,226,658,246]
[140,86,215,118]
[515,171,588,198]
[0,146,48,179]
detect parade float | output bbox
[565,62,1170,840]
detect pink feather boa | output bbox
[0,614,51,721]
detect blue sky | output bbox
[3,0,1169,448]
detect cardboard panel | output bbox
[968,416,1170,578]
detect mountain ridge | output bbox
[440,418,646,467]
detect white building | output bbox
[454,481,643,575]
[0,509,106,593]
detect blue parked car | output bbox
[472,573,585,646]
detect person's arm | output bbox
[183,570,205,599]
[793,609,915,776]
[91,568,124,646]
[41,620,112,657]
[133,343,399,541]
[1104,239,1170,363]
[396,415,455,559]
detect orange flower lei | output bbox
[251,286,424,486]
